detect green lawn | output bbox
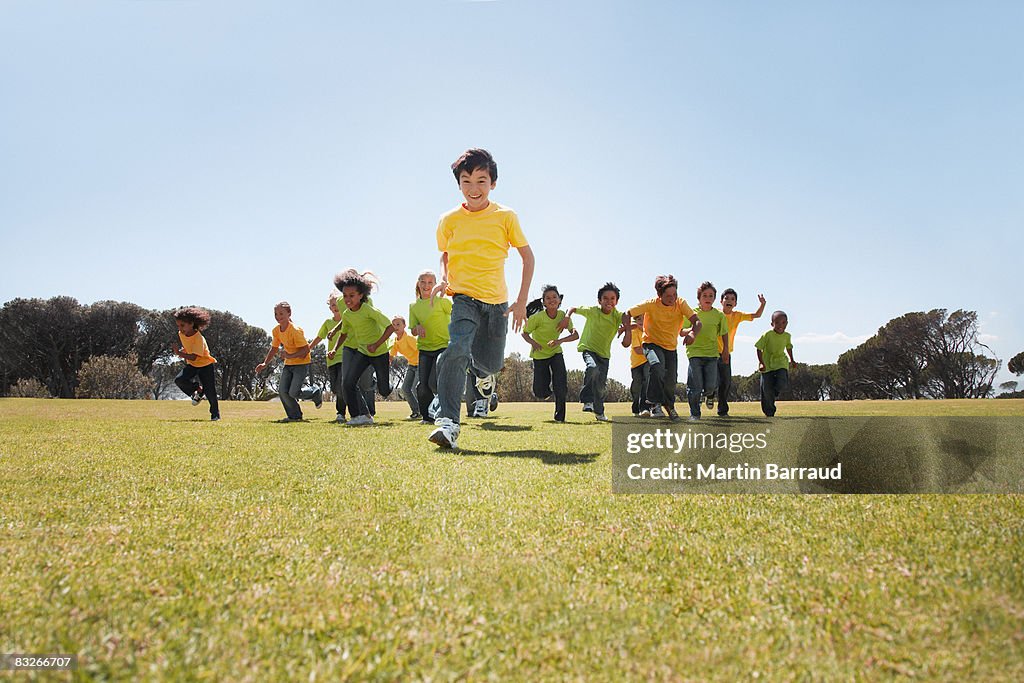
[1,398,1022,681]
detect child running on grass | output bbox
[327,269,396,427]
[755,310,796,417]
[389,316,421,420]
[622,275,701,421]
[173,306,220,421]
[683,281,729,421]
[429,148,535,449]
[628,330,651,417]
[522,285,578,422]
[716,288,766,417]
[255,302,323,422]
[306,291,348,423]
[560,282,623,422]
[408,270,451,423]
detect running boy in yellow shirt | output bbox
[429,148,535,449]
[716,288,766,416]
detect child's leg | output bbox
[343,353,373,417]
[663,349,679,410]
[416,349,441,415]
[580,351,597,406]
[717,359,731,416]
[686,357,705,417]
[174,364,201,398]
[760,370,778,417]
[551,353,568,421]
[470,300,509,378]
[592,354,610,415]
[532,358,553,400]
[328,363,346,415]
[358,367,376,416]
[279,365,304,419]
[369,353,392,399]
[197,364,219,418]
[402,364,419,415]
[642,344,666,408]
[630,365,645,414]
[435,295,484,423]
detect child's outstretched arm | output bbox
[680,314,702,345]
[367,324,397,355]
[756,348,765,372]
[557,307,577,332]
[326,319,344,340]
[431,253,450,301]
[506,245,535,333]
[787,346,796,368]
[753,294,767,319]
[279,342,310,360]
[621,312,634,347]
[521,331,543,353]
[255,345,279,373]
[174,345,198,362]
[549,328,580,348]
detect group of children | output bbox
[172,148,796,448]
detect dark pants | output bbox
[760,368,789,417]
[327,363,347,416]
[580,351,610,415]
[717,359,732,416]
[342,347,377,416]
[533,354,568,421]
[686,356,719,418]
[175,363,219,418]
[343,351,392,417]
[630,364,650,414]
[642,343,678,409]
[401,364,419,415]
[416,348,445,417]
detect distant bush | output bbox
[76,354,153,399]
[9,378,51,398]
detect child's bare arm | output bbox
[681,313,702,344]
[557,307,576,332]
[787,347,796,368]
[756,348,765,372]
[367,325,396,355]
[506,245,535,333]
[753,294,767,319]
[431,252,450,300]
[720,335,730,363]
[549,329,579,347]
[255,346,279,373]
[522,331,543,352]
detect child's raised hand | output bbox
[255,362,266,373]
[506,300,528,332]
[758,293,766,305]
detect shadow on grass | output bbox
[452,449,599,465]
[477,422,532,432]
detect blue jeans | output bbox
[630,364,650,414]
[717,359,732,416]
[436,295,508,423]
[686,356,719,417]
[580,351,610,415]
[279,364,318,420]
[760,368,789,417]
[401,364,419,415]
[643,343,678,409]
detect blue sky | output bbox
[1,0,1021,388]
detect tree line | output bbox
[0,298,1010,401]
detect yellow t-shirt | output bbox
[628,298,696,351]
[179,331,216,367]
[272,322,311,366]
[436,202,528,305]
[389,333,420,366]
[720,310,755,353]
[629,343,647,369]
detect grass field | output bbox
[2,398,1023,681]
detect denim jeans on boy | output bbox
[416,348,444,417]
[642,343,678,409]
[579,351,610,415]
[630,363,650,414]
[717,359,732,416]
[436,295,508,424]
[533,354,568,421]
[279,364,318,420]
[760,368,790,417]
[686,356,719,418]
[175,363,219,419]
[400,364,420,415]
[327,363,347,415]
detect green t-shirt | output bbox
[342,295,373,350]
[754,330,793,372]
[524,310,573,360]
[574,306,621,358]
[408,296,452,351]
[340,302,392,357]
[685,307,729,359]
[317,317,345,366]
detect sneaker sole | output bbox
[428,430,456,449]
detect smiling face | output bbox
[273,306,290,327]
[658,286,677,307]
[459,168,495,212]
[342,286,362,311]
[175,319,195,336]
[598,290,619,314]
[721,292,737,313]
[772,313,789,334]
[543,289,561,315]
[417,273,436,299]
[327,297,340,317]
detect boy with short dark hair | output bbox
[755,310,795,417]
[716,288,766,416]
[429,148,535,449]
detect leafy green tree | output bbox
[76,354,153,399]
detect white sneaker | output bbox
[191,391,202,406]
[428,418,460,449]
[639,409,652,418]
[651,405,664,417]
[335,413,346,424]
[474,372,497,399]
[595,414,610,422]
[470,398,489,418]
[346,414,374,426]
[582,402,594,413]
[427,396,440,421]
[688,415,701,422]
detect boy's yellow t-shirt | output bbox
[272,322,311,365]
[627,298,696,351]
[179,331,216,367]
[720,310,755,353]
[389,333,420,365]
[436,202,528,305]
[629,343,647,369]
